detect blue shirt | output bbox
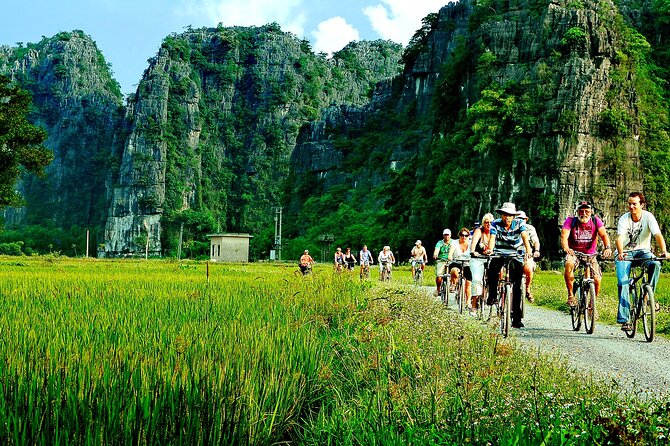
[492,218,527,256]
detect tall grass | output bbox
[0,258,667,444]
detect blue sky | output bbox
[1,0,450,96]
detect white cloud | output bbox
[177,0,307,37]
[362,0,448,45]
[311,17,360,55]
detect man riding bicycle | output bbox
[359,245,374,278]
[560,201,612,307]
[299,250,315,275]
[615,192,670,331]
[410,240,427,277]
[334,247,346,272]
[433,229,453,296]
[488,202,532,329]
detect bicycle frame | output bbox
[486,254,522,337]
[570,252,598,334]
[623,257,665,342]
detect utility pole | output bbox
[177,222,184,260]
[274,206,283,261]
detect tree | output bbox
[0,75,52,207]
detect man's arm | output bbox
[560,228,574,256]
[597,226,612,257]
[654,232,669,258]
[616,233,626,260]
[521,231,532,259]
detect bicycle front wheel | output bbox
[584,282,596,334]
[625,286,637,338]
[641,284,656,342]
[440,281,448,306]
[500,283,512,337]
[571,284,581,331]
[458,277,466,314]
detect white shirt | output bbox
[617,210,661,251]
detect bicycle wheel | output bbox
[641,284,656,342]
[440,280,448,306]
[458,277,466,314]
[624,286,637,338]
[500,284,512,337]
[584,282,596,334]
[571,283,581,331]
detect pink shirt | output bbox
[562,216,604,255]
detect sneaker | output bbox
[433,290,439,296]
[449,285,457,292]
[512,321,524,328]
[469,310,477,317]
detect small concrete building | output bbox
[208,233,253,262]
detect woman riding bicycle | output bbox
[469,213,496,312]
[378,246,395,280]
[334,247,346,272]
[410,240,427,277]
[343,247,357,271]
[449,227,473,315]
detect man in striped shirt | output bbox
[487,202,533,328]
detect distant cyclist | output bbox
[433,228,453,296]
[410,240,427,277]
[359,245,374,278]
[378,246,396,279]
[343,247,357,271]
[334,247,346,272]
[615,192,670,331]
[560,201,611,307]
[299,250,315,275]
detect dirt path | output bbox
[432,290,670,401]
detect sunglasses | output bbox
[460,233,469,237]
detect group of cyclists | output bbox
[302,191,669,333]
[422,192,669,331]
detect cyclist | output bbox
[433,228,453,296]
[517,211,541,302]
[560,201,612,307]
[334,247,346,272]
[410,240,427,278]
[378,246,396,279]
[488,202,532,329]
[299,250,315,275]
[615,192,670,331]
[343,247,357,271]
[359,245,374,278]
[470,213,496,312]
[449,227,473,315]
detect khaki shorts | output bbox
[436,260,448,277]
[565,253,602,279]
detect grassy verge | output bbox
[0,257,667,444]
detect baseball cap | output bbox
[517,211,528,219]
[415,240,421,245]
[443,228,451,236]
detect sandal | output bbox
[621,323,632,331]
[526,291,534,303]
[566,295,576,307]
[655,301,661,312]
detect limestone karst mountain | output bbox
[0,0,668,259]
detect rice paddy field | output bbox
[0,256,668,445]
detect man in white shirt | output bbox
[615,192,670,330]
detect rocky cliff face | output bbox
[0,31,124,241]
[103,26,403,256]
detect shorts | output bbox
[449,262,472,281]
[565,253,602,279]
[436,260,448,277]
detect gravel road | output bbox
[433,291,670,401]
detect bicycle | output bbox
[486,255,522,337]
[569,252,599,334]
[410,259,424,286]
[360,262,371,279]
[450,259,469,314]
[379,260,392,282]
[622,257,666,342]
